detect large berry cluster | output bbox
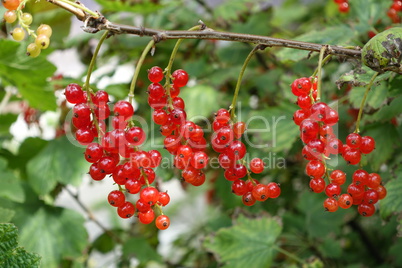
[211,109,281,206]
[146,66,209,186]
[64,83,171,230]
[291,77,387,216]
[2,0,52,58]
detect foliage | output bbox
[1,0,402,267]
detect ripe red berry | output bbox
[93,90,109,107]
[172,69,189,87]
[363,189,379,204]
[323,197,338,212]
[65,83,86,104]
[125,178,142,194]
[305,160,325,178]
[233,121,246,138]
[89,163,106,181]
[249,158,264,174]
[367,173,382,189]
[126,126,146,146]
[138,209,155,224]
[347,183,365,200]
[148,66,164,83]
[148,83,165,99]
[352,169,369,186]
[338,194,353,209]
[2,0,21,10]
[114,100,134,120]
[267,182,281,198]
[158,192,170,206]
[309,178,326,193]
[293,109,311,126]
[358,203,375,217]
[140,187,159,205]
[232,179,248,196]
[75,127,95,145]
[360,136,375,154]
[155,215,170,230]
[191,151,208,169]
[294,77,312,95]
[136,199,151,213]
[226,140,247,161]
[117,201,135,218]
[338,2,349,13]
[251,184,269,201]
[215,109,230,124]
[375,185,387,200]
[172,97,185,109]
[297,95,312,110]
[346,133,362,149]
[242,192,256,206]
[170,108,187,124]
[85,143,104,163]
[108,190,125,207]
[343,148,361,165]
[325,183,341,197]
[232,164,247,178]
[148,150,162,168]
[330,170,346,185]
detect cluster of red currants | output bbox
[146,66,209,186]
[291,77,387,216]
[387,0,402,23]
[64,83,171,230]
[210,109,281,206]
[333,0,350,13]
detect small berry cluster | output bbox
[387,0,402,23]
[146,66,209,186]
[64,83,171,230]
[291,77,387,216]
[333,0,349,13]
[211,109,281,206]
[2,0,52,57]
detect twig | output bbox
[64,187,123,244]
[45,0,362,59]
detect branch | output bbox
[45,0,362,59]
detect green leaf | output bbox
[19,207,87,267]
[0,158,25,203]
[348,83,388,110]
[213,0,253,22]
[92,232,116,254]
[0,207,15,223]
[94,0,162,14]
[0,223,41,268]
[364,123,400,171]
[26,136,87,195]
[248,103,300,152]
[380,170,402,218]
[204,215,282,268]
[336,65,393,89]
[0,39,57,111]
[370,95,402,122]
[297,192,347,238]
[0,114,18,137]
[361,27,402,73]
[123,237,163,264]
[277,26,355,62]
[180,84,221,120]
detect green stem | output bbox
[56,0,99,17]
[230,45,264,120]
[164,25,202,108]
[354,72,379,133]
[128,40,155,104]
[315,46,327,102]
[83,30,109,92]
[273,244,306,265]
[311,54,332,78]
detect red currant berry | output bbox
[170,108,187,124]
[360,136,375,154]
[294,77,312,95]
[232,179,248,196]
[65,83,85,104]
[84,143,103,163]
[310,102,329,122]
[347,183,365,200]
[149,149,162,168]
[232,164,247,178]
[148,83,165,99]
[155,215,170,230]
[164,135,181,154]
[117,201,135,219]
[148,66,164,83]
[226,140,247,161]
[251,184,269,201]
[338,194,353,209]
[125,178,142,194]
[325,183,341,197]
[114,100,134,120]
[126,126,146,146]
[327,138,343,155]
[343,148,361,165]
[267,182,281,198]
[170,85,180,98]
[363,189,379,204]
[158,191,170,206]
[108,190,125,207]
[76,127,95,144]
[309,178,326,193]
[140,186,159,205]
[138,209,155,224]
[305,160,325,178]
[93,90,109,107]
[330,170,346,185]
[136,199,151,213]
[352,169,369,186]
[338,2,349,13]
[172,97,185,109]
[89,163,106,181]
[172,69,189,87]
[346,133,362,149]
[242,192,256,206]
[297,95,312,110]
[233,121,246,139]
[375,185,387,200]
[94,105,111,120]
[191,151,208,169]
[323,197,338,212]
[249,158,264,174]
[293,109,311,126]
[215,109,230,124]
[367,173,382,189]
[358,203,375,217]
